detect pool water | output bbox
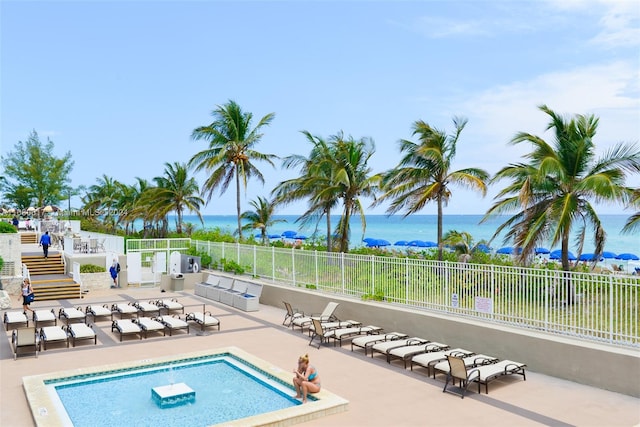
[47,355,300,426]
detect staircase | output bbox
[31,277,81,301]
[22,253,65,275]
[20,232,38,244]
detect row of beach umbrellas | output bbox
[494,247,639,262]
[2,205,60,214]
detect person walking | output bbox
[109,259,120,288]
[39,231,51,259]
[19,278,34,313]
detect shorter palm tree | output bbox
[622,189,640,235]
[240,196,286,245]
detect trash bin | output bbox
[170,273,184,291]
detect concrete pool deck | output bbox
[1,286,639,427]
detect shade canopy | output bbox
[394,240,409,246]
[363,237,378,244]
[549,250,577,261]
[601,251,617,259]
[475,244,491,253]
[535,247,550,254]
[268,234,282,239]
[281,230,298,238]
[616,253,639,261]
[497,247,523,255]
[579,253,603,262]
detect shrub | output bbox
[80,264,106,273]
[0,221,17,233]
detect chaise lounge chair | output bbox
[351,332,408,355]
[155,315,190,336]
[111,318,142,341]
[58,307,87,325]
[86,304,113,322]
[185,311,221,332]
[40,325,69,350]
[12,327,39,360]
[4,311,29,331]
[33,309,57,328]
[282,301,305,327]
[111,303,139,319]
[410,348,475,376]
[154,299,184,314]
[443,355,527,398]
[133,301,161,317]
[133,317,166,338]
[329,325,383,347]
[291,302,340,333]
[66,323,97,347]
[370,337,429,360]
[432,353,498,380]
[387,342,450,368]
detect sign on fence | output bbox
[451,293,459,309]
[475,296,493,314]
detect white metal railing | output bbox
[191,240,640,348]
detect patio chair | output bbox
[185,311,221,332]
[73,237,82,252]
[12,327,39,360]
[307,319,361,336]
[58,307,87,325]
[370,337,430,361]
[155,315,190,336]
[86,304,113,322]
[291,302,340,333]
[154,299,184,315]
[40,325,69,350]
[308,318,337,349]
[387,342,450,368]
[4,311,29,331]
[351,332,408,356]
[282,301,304,327]
[133,317,166,338]
[326,325,383,347]
[111,318,142,341]
[432,354,498,379]
[33,309,57,328]
[96,238,106,252]
[111,303,139,319]
[443,355,527,398]
[67,323,97,347]
[89,238,98,253]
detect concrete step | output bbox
[21,254,65,275]
[20,232,38,244]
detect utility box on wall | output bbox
[180,255,201,274]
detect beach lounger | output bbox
[351,332,408,355]
[58,307,87,325]
[133,301,161,317]
[329,325,383,347]
[410,348,475,375]
[4,311,29,331]
[155,315,190,336]
[443,355,526,398]
[133,317,166,338]
[86,304,113,322]
[111,318,142,341]
[282,301,305,327]
[111,303,139,319]
[33,309,57,328]
[185,311,221,332]
[387,342,450,368]
[370,337,429,360]
[39,325,69,350]
[12,327,39,360]
[308,319,361,336]
[67,323,97,347]
[154,299,184,314]
[432,354,498,379]
[291,302,340,333]
[308,318,338,348]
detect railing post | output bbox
[609,275,614,344]
[253,246,256,277]
[271,246,275,281]
[371,255,375,297]
[341,252,345,294]
[315,250,319,289]
[291,247,296,287]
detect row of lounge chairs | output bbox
[283,300,527,397]
[11,323,98,359]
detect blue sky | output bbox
[1,0,639,216]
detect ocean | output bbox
[177,214,639,256]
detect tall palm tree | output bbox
[622,188,640,235]
[375,117,489,260]
[83,175,123,231]
[485,105,640,272]
[240,196,286,244]
[272,131,340,251]
[189,100,277,240]
[151,162,204,234]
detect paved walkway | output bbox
[2,286,639,426]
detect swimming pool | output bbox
[23,347,348,426]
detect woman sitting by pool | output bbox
[293,354,320,403]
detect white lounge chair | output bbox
[67,323,97,347]
[33,309,57,328]
[443,355,527,397]
[58,307,87,325]
[185,311,221,332]
[40,325,69,350]
[111,318,142,341]
[12,327,39,360]
[133,317,166,338]
[154,299,184,314]
[133,301,161,317]
[370,337,429,360]
[351,332,408,355]
[86,305,113,322]
[4,311,29,331]
[155,315,189,336]
[387,342,450,368]
[329,325,383,346]
[410,348,475,375]
[291,302,340,333]
[282,301,305,326]
[111,303,139,319]
[432,354,498,379]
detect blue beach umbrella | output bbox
[423,241,438,248]
[394,240,409,246]
[579,253,602,262]
[497,247,514,254]
[376,239,391,247]
[295,235,308,240]
[408,240,427,247]
[535,247,550,255]
[616,253,639,261]
[475,244,491,253]
[363,237,378,244]
[601,251,617,259]
[281,230,298,238]
[268,234,282,239]
[549,250,576,261]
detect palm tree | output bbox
[189,100,277,240]
[151,162,204,234]
[375,117,489,260]
[240,196,286,244]
[485,105,640,273]
[272,131,340,251]
[621,188,640,235]
[83,175,122,231]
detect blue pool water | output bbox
[47,354,300,426]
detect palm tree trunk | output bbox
[326,208,332,252]
[561,233,574,305]
[437,196,443,261]
[235,168,242,240]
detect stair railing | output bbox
[21,263,31,283]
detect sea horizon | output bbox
[170,214,639,257]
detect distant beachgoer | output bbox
[12,216,19,229]
[39,231,51,258]
[19,278,34,313]
[292,354,321,403]
[109,259,120,288]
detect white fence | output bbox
[128,238,639,348]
